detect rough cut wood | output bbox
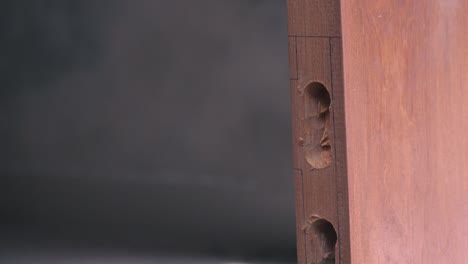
[287,0,468,263]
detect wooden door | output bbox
[287,1,468,263]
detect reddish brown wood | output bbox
[287,1,349,263]
[287,0,341,37]
[288,0,468,263]
[341,1,468,263]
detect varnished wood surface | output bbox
[341,1,468,263]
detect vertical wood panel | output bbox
[294,37,341,263]
[287,1,348,263]
[341,0,468,263]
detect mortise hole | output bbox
[305,82,331,118]
[304,216,337,264]
[302,82,333,169]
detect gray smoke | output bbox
[0,0,294,260]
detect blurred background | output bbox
[0,0,294,263]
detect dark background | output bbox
[0,0,294,263]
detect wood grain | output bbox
[288,0,468,262]
[287,0,341,37]
[292,36,344,264]
[287,1,348,263]
[341,0,468,263]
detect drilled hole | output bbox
[304,216,337,264]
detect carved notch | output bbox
[303,215,337,264]
[302,82,333,169]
